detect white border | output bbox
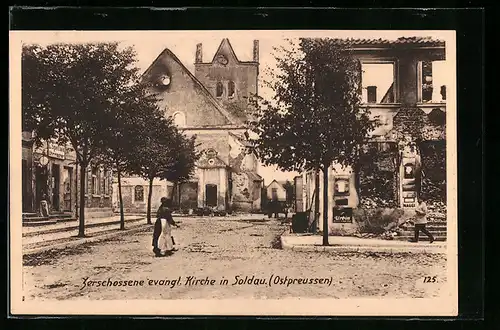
[9,30,457,316]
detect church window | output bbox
[216,82,224,98]
[228,81,235,98]
[172,112,186,127]
[134,185,144,202]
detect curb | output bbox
[23,223,152,256]
[280,236,446,254]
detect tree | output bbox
[22,42,138,237]
[126,112,199,224]
[249,38,378,245]
[97,82,160,230]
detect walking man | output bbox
[412,197,435,243]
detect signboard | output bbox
[333,207,353,223]
[34,142,66,160]
[48,143,65,159]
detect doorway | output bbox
[205,184,218,207]
[35,166,48,207]
[63,167,73,211]
[271,188,278,201]
[22,159,32,212]
[52,164,60,211]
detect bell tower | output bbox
[194,38,259,104]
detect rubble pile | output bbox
[359,197,397,209]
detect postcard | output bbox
[9,29,457,316]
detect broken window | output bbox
[420,60,447,103]
[421,61,433,102]
[216,82,224,97]
[367,86,377,103]
[361,63,395,104]
[228,81,235,98]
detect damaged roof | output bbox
[329,36,445,47]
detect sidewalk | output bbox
[22,214,149,255]
[23,214,146,236]
[281,234,447,254]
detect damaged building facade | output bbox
[294,37,448,233]
[114,39,263,213]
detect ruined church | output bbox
[113,39,263,213]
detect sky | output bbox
[15,30,455,185]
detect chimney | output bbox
[195,43,203,63]
[253,40,259,62]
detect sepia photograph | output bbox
[9,29,457,316]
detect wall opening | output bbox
[52,164,60,210]
[367,86,377,103]
[63,166,73,211]
[419,60,447,103]
[173,112,186,127]
[228,81,235,98]
[205,184,218,207]
[134,185,144,202]
[361,63,395,103]
[216,82,224,98]
[22,159,31,212]
[91,167,98,195]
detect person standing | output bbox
[412,197,435,243]
[152,197,179,257]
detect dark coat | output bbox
[152,205,176,243]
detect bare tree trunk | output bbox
[314,168,320,230]
[353,161,362,205]
[78,163,87,237]
[178,182,182,209]
[117,164,125,230]
[322,164,329,246]
[75,158,79,219]
[147,176,154,224]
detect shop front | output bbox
[32,140,77,215]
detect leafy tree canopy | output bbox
[22,42,139,166]
[126,113,199,183]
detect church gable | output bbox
[211,38,240,65]
[197,149,227,169]
[141,49,237,127]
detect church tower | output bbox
[194,39,259,109]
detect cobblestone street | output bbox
[23,216,447,300]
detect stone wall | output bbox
[179,182,198,209]
[144,49,231,127]
[189,131,230,164]
[112,177,171,213]
[195,64,258,104]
